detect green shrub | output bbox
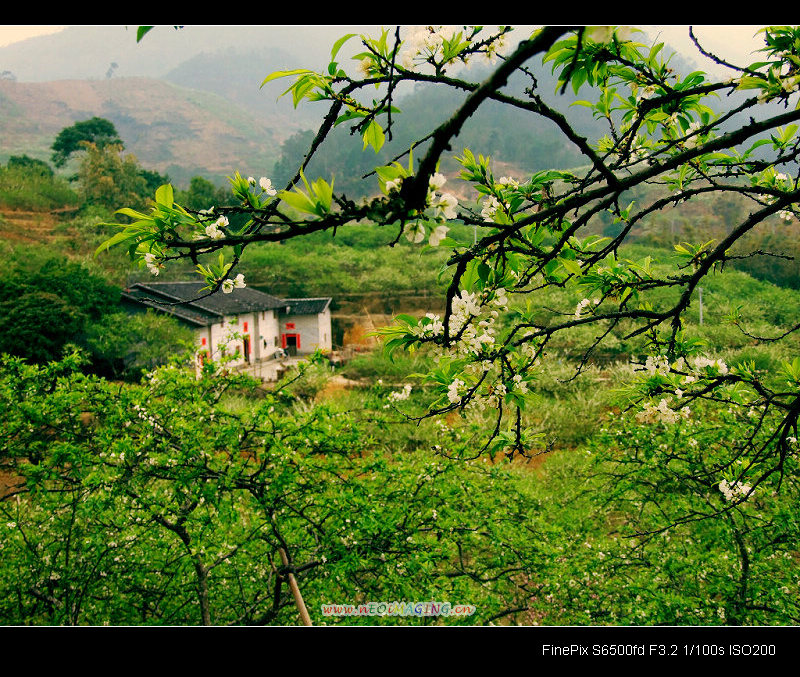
[0,164,79,211]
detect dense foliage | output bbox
[0,256,118,363]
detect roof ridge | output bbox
[282,296,332,300]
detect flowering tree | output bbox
[0,352,562,625]
[100,25,800,524]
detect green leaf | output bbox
[560,257,583,276]
[260,68,313,89]
[394,314,419,326]
[278,190,317,215]
[154,184,174,208]
[362,119,385,152]
[334,108,368,127]
[331,33,357,61]
[114,207,151,221]
[94,229,140,257]
[136,27,154,43]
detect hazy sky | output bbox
[644,25,765,75]
[0,24,769,76]
[0,25,66,47]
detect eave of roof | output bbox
[121,289,217,327]
[281,297,332,315]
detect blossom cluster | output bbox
[425,286,536,412]
[447,378,465,404]
[221,273,246,294]
[757,71,800,104]
[634,354,729,381]
[719,479,753,503]
[584,26,637,44]
[398,25,460,70]
[574,297,599,319]
[247,176,278,196]
[692,355,729,375]
[397,26,509,72]
[196,215,228,241]
[642,354,671,376]
[143,252,161,276]
[635,397,691,425]
[400,172,458,246]
[387,384,412,403]
[683,120,706,149]
[481,195,508,222]
[411,313,445,339]
[479,177,519,222]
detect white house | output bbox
[121,281,333,379]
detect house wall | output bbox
[256,309,281,360]
[279,307,332,354]
[196,325,213,355]
[203,313,248,366]
[196,310,284,366]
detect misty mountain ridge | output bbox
[0,25,371,82]
[1,25,784,195]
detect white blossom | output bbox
[575,298,591,319]
[358,57,372,78]
[432,192,458,220]
[429,173,447,190]
[385,178,402,194]
[423,313,444,336]
[429,224,450,246]
[481,195,506,222]
[143,252,161,276]
[259,177,277,195]
[585,26,615,43]
[405,221,426,244]
[511,373,529,394]
[205,219,226,240]
[692,355,729,375]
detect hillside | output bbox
[0,77,285,186]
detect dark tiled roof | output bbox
[122,283,329,326]
[121,288,217,327]
[282,297,332,315]
[126,282,287,322]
